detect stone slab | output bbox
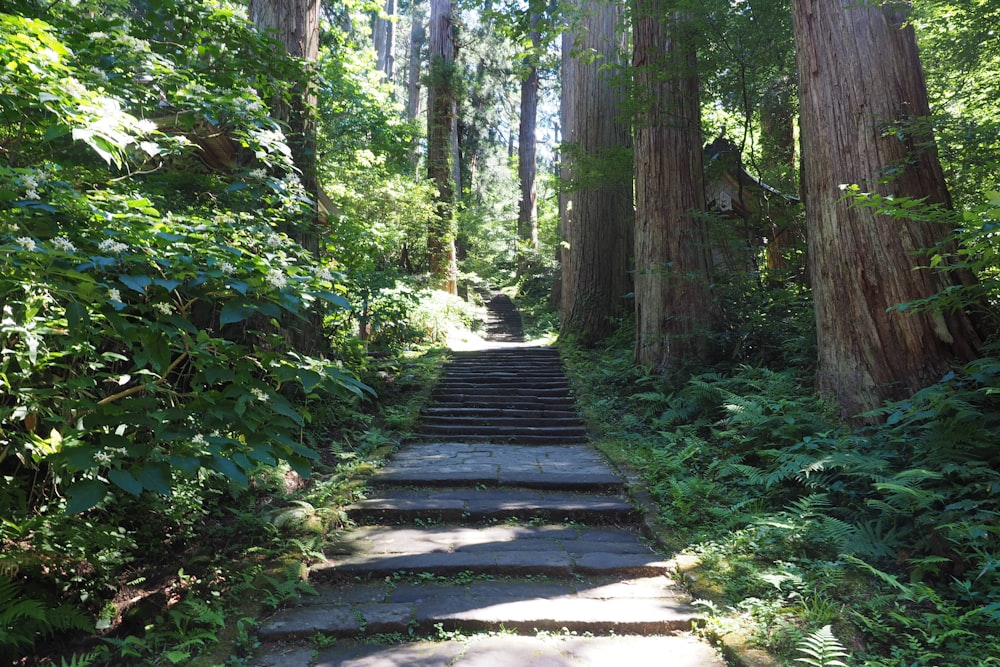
[255,634,725,667]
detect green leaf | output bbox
[108,468,143,496]
[269,394,304,426]
[211,454,248,486]
[64,479,107,514]
[65,301,90,335]
[119,274,153,294]
[153,278,181,291]
[315,291,351,309]
[136,464,171,496]
[298,369,324,393]
[220,299,254,326]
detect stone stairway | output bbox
[252,300,724,666]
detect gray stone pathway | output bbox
[252,303,725,666]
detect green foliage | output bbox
[795,625,850,667]
[564,333,1000,664]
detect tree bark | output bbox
[792,0,983,420]
[632,4,713,371]
[374,0,397,81]
[426,0,458,294]
[406,0,426,170]
[559,0,633,344]
[248,0,323,352]
[517,15,541,275]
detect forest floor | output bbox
[249,294,726,666]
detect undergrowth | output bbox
[562,333,1000,666]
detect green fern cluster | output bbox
[0,575,91,661]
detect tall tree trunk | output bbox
[792,0,983,420]
[426,0,458,294]
[517,15,541,276]
[559,0,633,344]
[248,0,323,352]
[374,0,398,81]
[407,0,426,170]
[760,73,798,272]
[632,4,713,371]
[248,0,320,207]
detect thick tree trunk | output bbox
[516,19,541,275]
[559,0,633,344]
[248,0,323,352]
[632,5,713,371]
[406,1,426,169]
[792,0,983,420]
[374,0,397,81]
[426,0,458,294]
[248,0,319,203]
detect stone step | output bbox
[419,421,584,433]
[409,433,589,446]
[254,634,725,667]
[435,382,572,393]
[420,416,584,429]
[348,488,635,524]
[374,443,618,488]
[313,525,673,582]
[432,397,577,410]
[258,576,701,642]
[440,371,566,381]
[421,406,580,419]
[433,386,573,399]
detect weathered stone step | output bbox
[420,416,583,430]
[433,386,573,399]
[432,395,576,409]
[442,361,561,369]
[348,488,635,524]
[450,347,557,357]
[314,525,672,581]
[258,576,700,642]
[409,433,589,446]
[415,429,588,445]
[254,634,725,667]
[440,372,566,382]
[436,381,571,393]
[375,443,618,488]
[421,406,580,419]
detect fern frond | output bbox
[794,625,850,667]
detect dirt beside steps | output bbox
[252,333,725,665]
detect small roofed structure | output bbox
[703,136,803,276]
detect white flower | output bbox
[250,388,269,402]
[93,450,113,465]
[135,119,158,135]
[15,237,36,251]
[98,238,129,254]
[89,66,109,82]
[88,31,109,40]
[108,288,122,302]
[21,173,39,190]
[265,269,287,289]
[248,168,267,180]
[52,236,76,253]
[24,189,39,200]
[265,233,283,247]
[153,302,173,315]
[316,267,334,282]
[191,433,207,445]
[217,260,236,275]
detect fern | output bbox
[795,625,850,667]
[0,575,90,660]
[59,652,101,667]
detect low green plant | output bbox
[795,625,850,667]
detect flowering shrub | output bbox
[0,4,381,656]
